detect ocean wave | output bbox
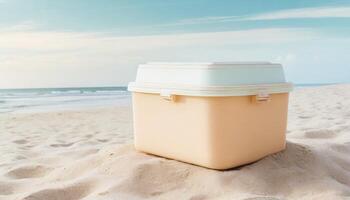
[0,87,130,113]
[0,87,127,96]
[50,90,83,94]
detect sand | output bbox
[0,85,349,200]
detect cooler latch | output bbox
[255,93,271,102]
[160,90,176,101]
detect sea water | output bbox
[0,87,130,113]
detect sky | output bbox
[0,0,350,88]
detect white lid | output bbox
[128,62,293,96]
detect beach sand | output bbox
[0,85,349,200]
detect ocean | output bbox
[0,87,130,114]
[0,84,333,114]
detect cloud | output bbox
[1,26,349,87]
[0,27,323,88]
[242,6,350,21]
[158,16,239,26]
[0,21,38,32]
[0,28,316,51]
[0,28,316,71]
[163,5,350,27]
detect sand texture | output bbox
[0,85,349,200]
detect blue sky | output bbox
[0,0,350,88]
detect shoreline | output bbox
[0,84,347,115]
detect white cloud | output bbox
[162,5,350,26]
[159,16,239,26]
[1,27,349,87]
[0,27,325,88]
[243,6,350,20]
[0,28,316,50]
[0,21,38,32]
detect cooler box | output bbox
[128,62,293,170]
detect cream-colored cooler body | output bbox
[129,62,292,170]
[132,92,289,170]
